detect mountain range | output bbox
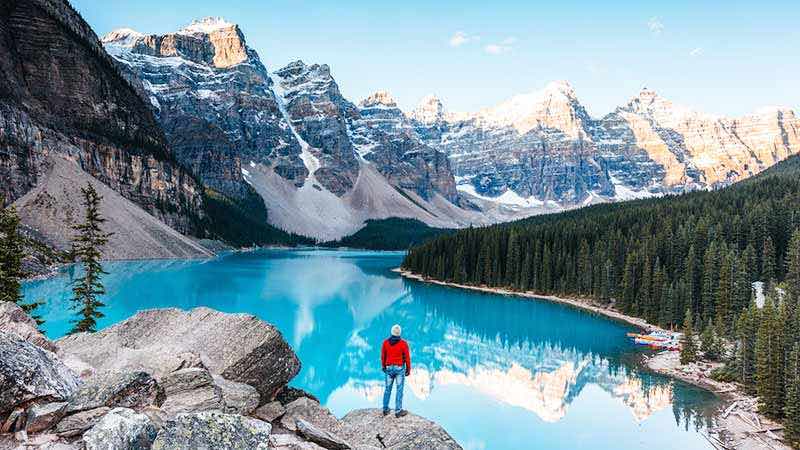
[2,4,799,257]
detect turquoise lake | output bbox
[23,249,720,449]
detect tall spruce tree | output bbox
[786,342,800,448]
[69,184,112,334]
[680,308,698,365]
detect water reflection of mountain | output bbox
[268,253,717,425]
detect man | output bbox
[381,324,411,418]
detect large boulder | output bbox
[0,332,80,416]
[0,302,56,352]
[339,409,461,450]
[83,408,158,450]
[151,411,272,450]
[57,307,300,400]
[64,371,165,414]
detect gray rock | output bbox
[296,418,351,450]
[339,409,462,450]
[253,400,285,423]
[0,302,56,352]
[65,371,165,414]
[269,433,327,450]
[213,375,259,415]
[0,332,80,415]
[57,307,300,401]
[280,397,340,434]
[276,387,319,405]
[83,407,158,450]
[26,401,67,433]
[159,368,223,415]
[151,411,272,450]
[55,407,110,437]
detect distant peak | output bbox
[542,80,576,97]
[360,90,397,108]
[179,17,237,34]
[101,28,144,46]
[411,94,446,123]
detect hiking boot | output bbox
[395,410,408,418]
[382,409,390,416]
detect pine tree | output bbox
[69,184,112,334]
[786,342,800,448]
[763,236,776,283]
[680,308,698,365]
[0,204,23,304]
[700,323,720,361]
[0,204,45,326]
[756,296,785,418]
[736,303,760,392]
[785,229,800,301]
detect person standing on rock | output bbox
[381,324,411,418]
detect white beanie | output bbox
[391,324,402,337]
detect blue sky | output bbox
[74,0,799,117]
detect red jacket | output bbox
[381,337,411,374]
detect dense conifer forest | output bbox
[403,155,800,440]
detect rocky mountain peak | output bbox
[103,17,250,69]
[359,90,398,108]
[101,28,144,46]
[542,80,577,99]
[178,17,237,35]
[411,95,446,124]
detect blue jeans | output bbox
[383,365,405,412]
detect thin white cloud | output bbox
[647,17,664,35]
[449,31,479,47]
[690,47,703,57]
[484,37,516,55]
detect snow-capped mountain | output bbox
[102,17,800,240]
[102,20,489,240]
[413,83,800,206]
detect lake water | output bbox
[23,249,720,449]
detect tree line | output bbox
[402,155,800,446]
[1,184,112,335]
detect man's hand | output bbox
[405,369,410,377]
[382,366,387,374]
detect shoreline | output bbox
[396,268,790,450]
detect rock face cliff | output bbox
[412,83,800,206]
[0,0,223,258]
[0,0,205,233]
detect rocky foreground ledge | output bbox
[0,303,461,449]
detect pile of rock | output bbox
[0,304,461,449]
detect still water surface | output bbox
[23,250,720,449]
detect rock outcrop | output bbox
[0,307,461,449]
[56,307,301,400]
[339,409,461,450]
